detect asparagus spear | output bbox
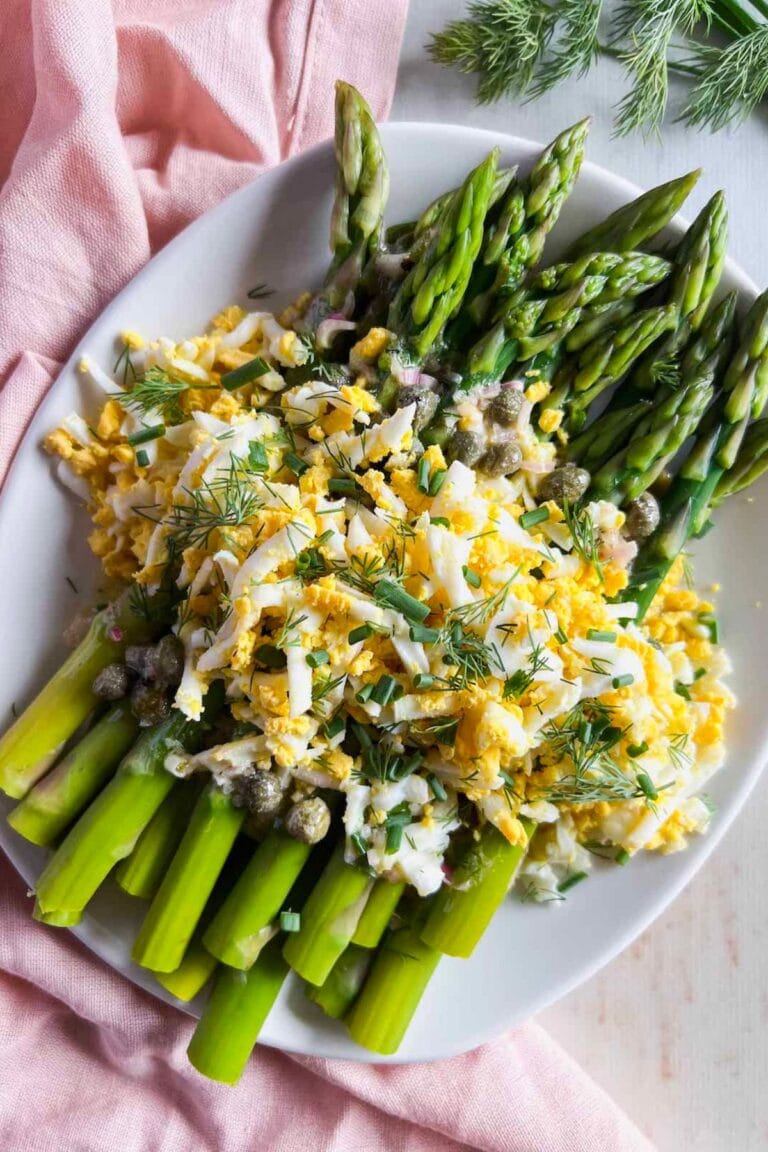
[548,304,678,434]
[33,709,203,926]
[155,935,218,1002]
[131,781,245,973]
[0,594,157,799]
[202,829,313,969]
[300,82,388,330]
[305,943,373,1020]
[420,819,534,958]
[187,937,288,1085]
[115,776,204,899]
[346,910,440,1056]
[411,167,517,241]
[282,845,373,985]
[711,416,768,503]
[387,149,499,360]
[351,878,405,948]
[459,118,591,330]
[631,192,728,392]
[7,704,138,846]
[567,170,701,258]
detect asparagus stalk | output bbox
[33,710,200,926]
[351,878,405,948]
[115,776,204,899]
[346,914,440,1056]
[459,118,591,330]
[420,819,534,958]
[711,416,768,503]
[187,937,288,1085]
[567,170,701,258]
[155,935,218,1002]
[7,704,138,846]
[305,943,373,1020]
[631,192,728,392]
[131,781,244,973]
[202,829,312,969]
[0,594,157,799]
[282,845,373,986]
[411,167,517,242]
[387,149,499,360]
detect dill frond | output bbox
[528,0,602,98]
[681,26,768,130]
[122,366,205,423]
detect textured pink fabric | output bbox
[0,3,656,1150]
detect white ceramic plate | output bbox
[0,123,765,1064]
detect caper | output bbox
[445,429,485,467]
[125,643,158,681]
[397,386,439,432]
[624,492,661,540]
[538,464,591,505]
[284,796,331,845]
[154,634,185,689]
[487,389,523,427]
[130,682,170,727]
[232,770,285,818]
[478,440,523,477]
[92,662,131,700]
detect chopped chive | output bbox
[698,613,719,643]
[462,566,481,588]
[674,681,692,700]
[328,478,358,496]
[127,423,165,446]
[417,456,431,494]
[413,672,436,690]
[557,871,588,894]
[450,622,462,646]
[430,516,450,528]
[375,579,429,622]
[221,356,271,390]
[254,644,287,669]
[349,623,373,644]
[279,910,301,933]
[316,529,334,544]
[586,628,617,642]
[323,714,345,739]
[285,451,309,476]
[135,449,150,467]
[427,773,447,801]
[371,675,397,706]
[409,624,439,643]
[394,752,423,780]
[615,847,630,866]
[520,507,550,530]
[637,772,658,801]
[392,683,405,702]
[428,469,447,497]
[611,674,634,689]
[694,667,707,681]
[351,831,368,856]
[627,742,649,758]
[247,441,269,473]
[306,650,329,669]
[385,821,404,854]
[355,683,374,704]
[554,626,568,645]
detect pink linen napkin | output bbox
[0,3,655,1150]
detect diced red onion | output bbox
[501,379,524,391]
[315,317,357,350]
[520,457,555,475]
[107,626,123,642]
[397,366,438,390]
[516,397,533,432]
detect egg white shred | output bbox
[46,306,737,906]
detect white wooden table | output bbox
[394,5,768,1148]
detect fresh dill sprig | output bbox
[503,625,553,699]
[166,460,264,549]
[447,575,516,629]
[275,608,308,650]
[311,672,346,716]
[528,0,602,97]
[122,366,205,424]
[247,282,274,300]
[439,621,504,690]
[114,343,138,389]
[649,353,682,390]
[562,501,603,581]
[681,25,768,130]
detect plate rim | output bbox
[0,118,764,1064]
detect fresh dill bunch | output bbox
[562,501,603,580]
[122,366,203,424]
[681,25,768,130]
[613,0,713,137]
